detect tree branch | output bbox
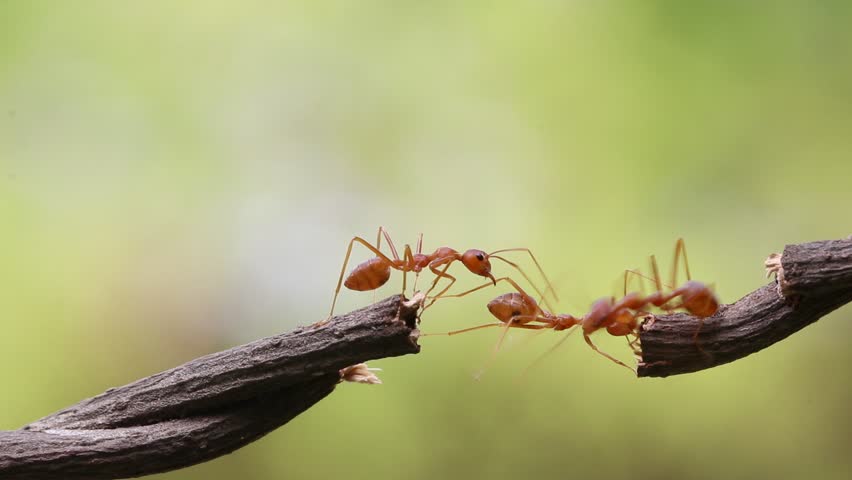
[0,294,422,480]
[638,237,852,377]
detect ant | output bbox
[426,239,719,372]
[621,238,719,341]
[326,227,558,320]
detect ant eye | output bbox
[476,253,485,261]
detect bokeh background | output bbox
[2,2,852,479]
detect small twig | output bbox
[638,238,852,377]
[0,294,422,480]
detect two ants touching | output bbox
[322,227,719,373]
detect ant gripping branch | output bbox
[425,239,719,372]
[325,227,558,321]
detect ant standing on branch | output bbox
[322,227,558,323]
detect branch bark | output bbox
[0,294,422,480]
[638,237,852,377]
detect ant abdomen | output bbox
[344,257,391,291]
[678,281,719,317]
[487,292,538,323]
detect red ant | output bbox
[621,238,719,340]
[326,227,558,320]
[426,239,719,372]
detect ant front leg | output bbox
[422,260,458,310]
[427,277,532,307]
[583,333,636,374]
[424,322,548,337]
[489,248,559,311]
[488,255,555,314]
[423,322,501,336]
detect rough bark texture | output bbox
[0,294,421,480]
[638,238,852,377]
[777,238,852,296]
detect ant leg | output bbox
[489,254,556,314]
[412,233,424,292]
[667,298,710,357]
[370,227,401,304]
[429,277,533,304]
[506,314,556,326]
[692,316,708,356]
[493,314,559,352]
[427,277,503,308]
[622,269,652,296]
[489,248,559,302]
[378,227,400,262]
[422,261,458,310]
[422,323,503,336]
[649,254,665,295]
[489,247,558,305]
[432,279,492,299]
[326,236,399,323]
[424,259,454,298]
[494,318,516,353]
[474,321,551,381]
[583,333,636,374]
[402,244,415,296]
[423,322,547,336]
[413,271,421,292]
[626,335,636,350]
[519,326,578,379]
[671,238,692,287]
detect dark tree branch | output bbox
[0,294,422,480]
[638,238,852,377]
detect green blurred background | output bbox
[2,2,852,479]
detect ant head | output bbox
[487,293,537,323]
[681,281,719,317]
[461,249,495,285]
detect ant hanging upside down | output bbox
[323,227,558,322]
[425,239,719,373]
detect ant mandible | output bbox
[326,227,558,320]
